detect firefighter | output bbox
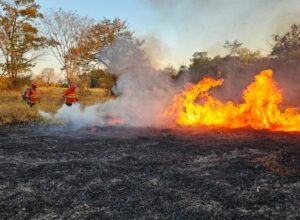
[23,82,40,107]
[64,84,78,106]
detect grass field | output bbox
[0,87,113,125]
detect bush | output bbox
[0,76,32,90]
[78,69,117,95]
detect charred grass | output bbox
[0,126,299,219]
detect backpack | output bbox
[22,88,30,100]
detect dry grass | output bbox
[0,87,113,125]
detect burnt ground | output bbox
[0,125,299,220]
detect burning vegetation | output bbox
[165,69,300,132]
[0,1,299,219]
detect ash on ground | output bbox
[0,125,299,219]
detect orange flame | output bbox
[105,117,124,125]
[166,69,300,132]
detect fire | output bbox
[166,69,300,132]
[104,116,124,125]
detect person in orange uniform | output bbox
[64,84,78,106]
[24,82,40,107]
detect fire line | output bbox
[165,69,300,132]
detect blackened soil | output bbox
[0,125,299,219]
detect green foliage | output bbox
[236,48,261,64]
[224,40,261,63]
[272,24,300,60]
[79,69,117,90]
[189,52,210,71]
[99,73,116,90]
[187,40,263,82]
[224,40,243,56]
[189,52,225,80]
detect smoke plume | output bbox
[39,38,187,128]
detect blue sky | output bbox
[34,0,300,72]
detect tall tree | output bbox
[70,18,132,73]
[42,9,92,84]
[0,0,48,86]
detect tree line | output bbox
[0,0,134,89]
[173,24,300,83]
[0,0,300,90]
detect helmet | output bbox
[31,82,37,88]
[70,84,77,90]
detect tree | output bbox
[87,69,116,89]
[175,65,188,79]
[162,65,177,78]
[189,52,212,77]
[190,52,210,67]
[224,40,261,64]
[34,67,56,86]
[236,47,261,64]
[224,40,243,56]
[0,0,49,87]
[96,37,145,75]
[42,9,92,84]
[70,18,132,73]
[271,24,300,60]
[188,52,226,81]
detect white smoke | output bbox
[39,38,187,128]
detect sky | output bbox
[34,0,300,73]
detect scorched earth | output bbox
[0,125,299,219]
